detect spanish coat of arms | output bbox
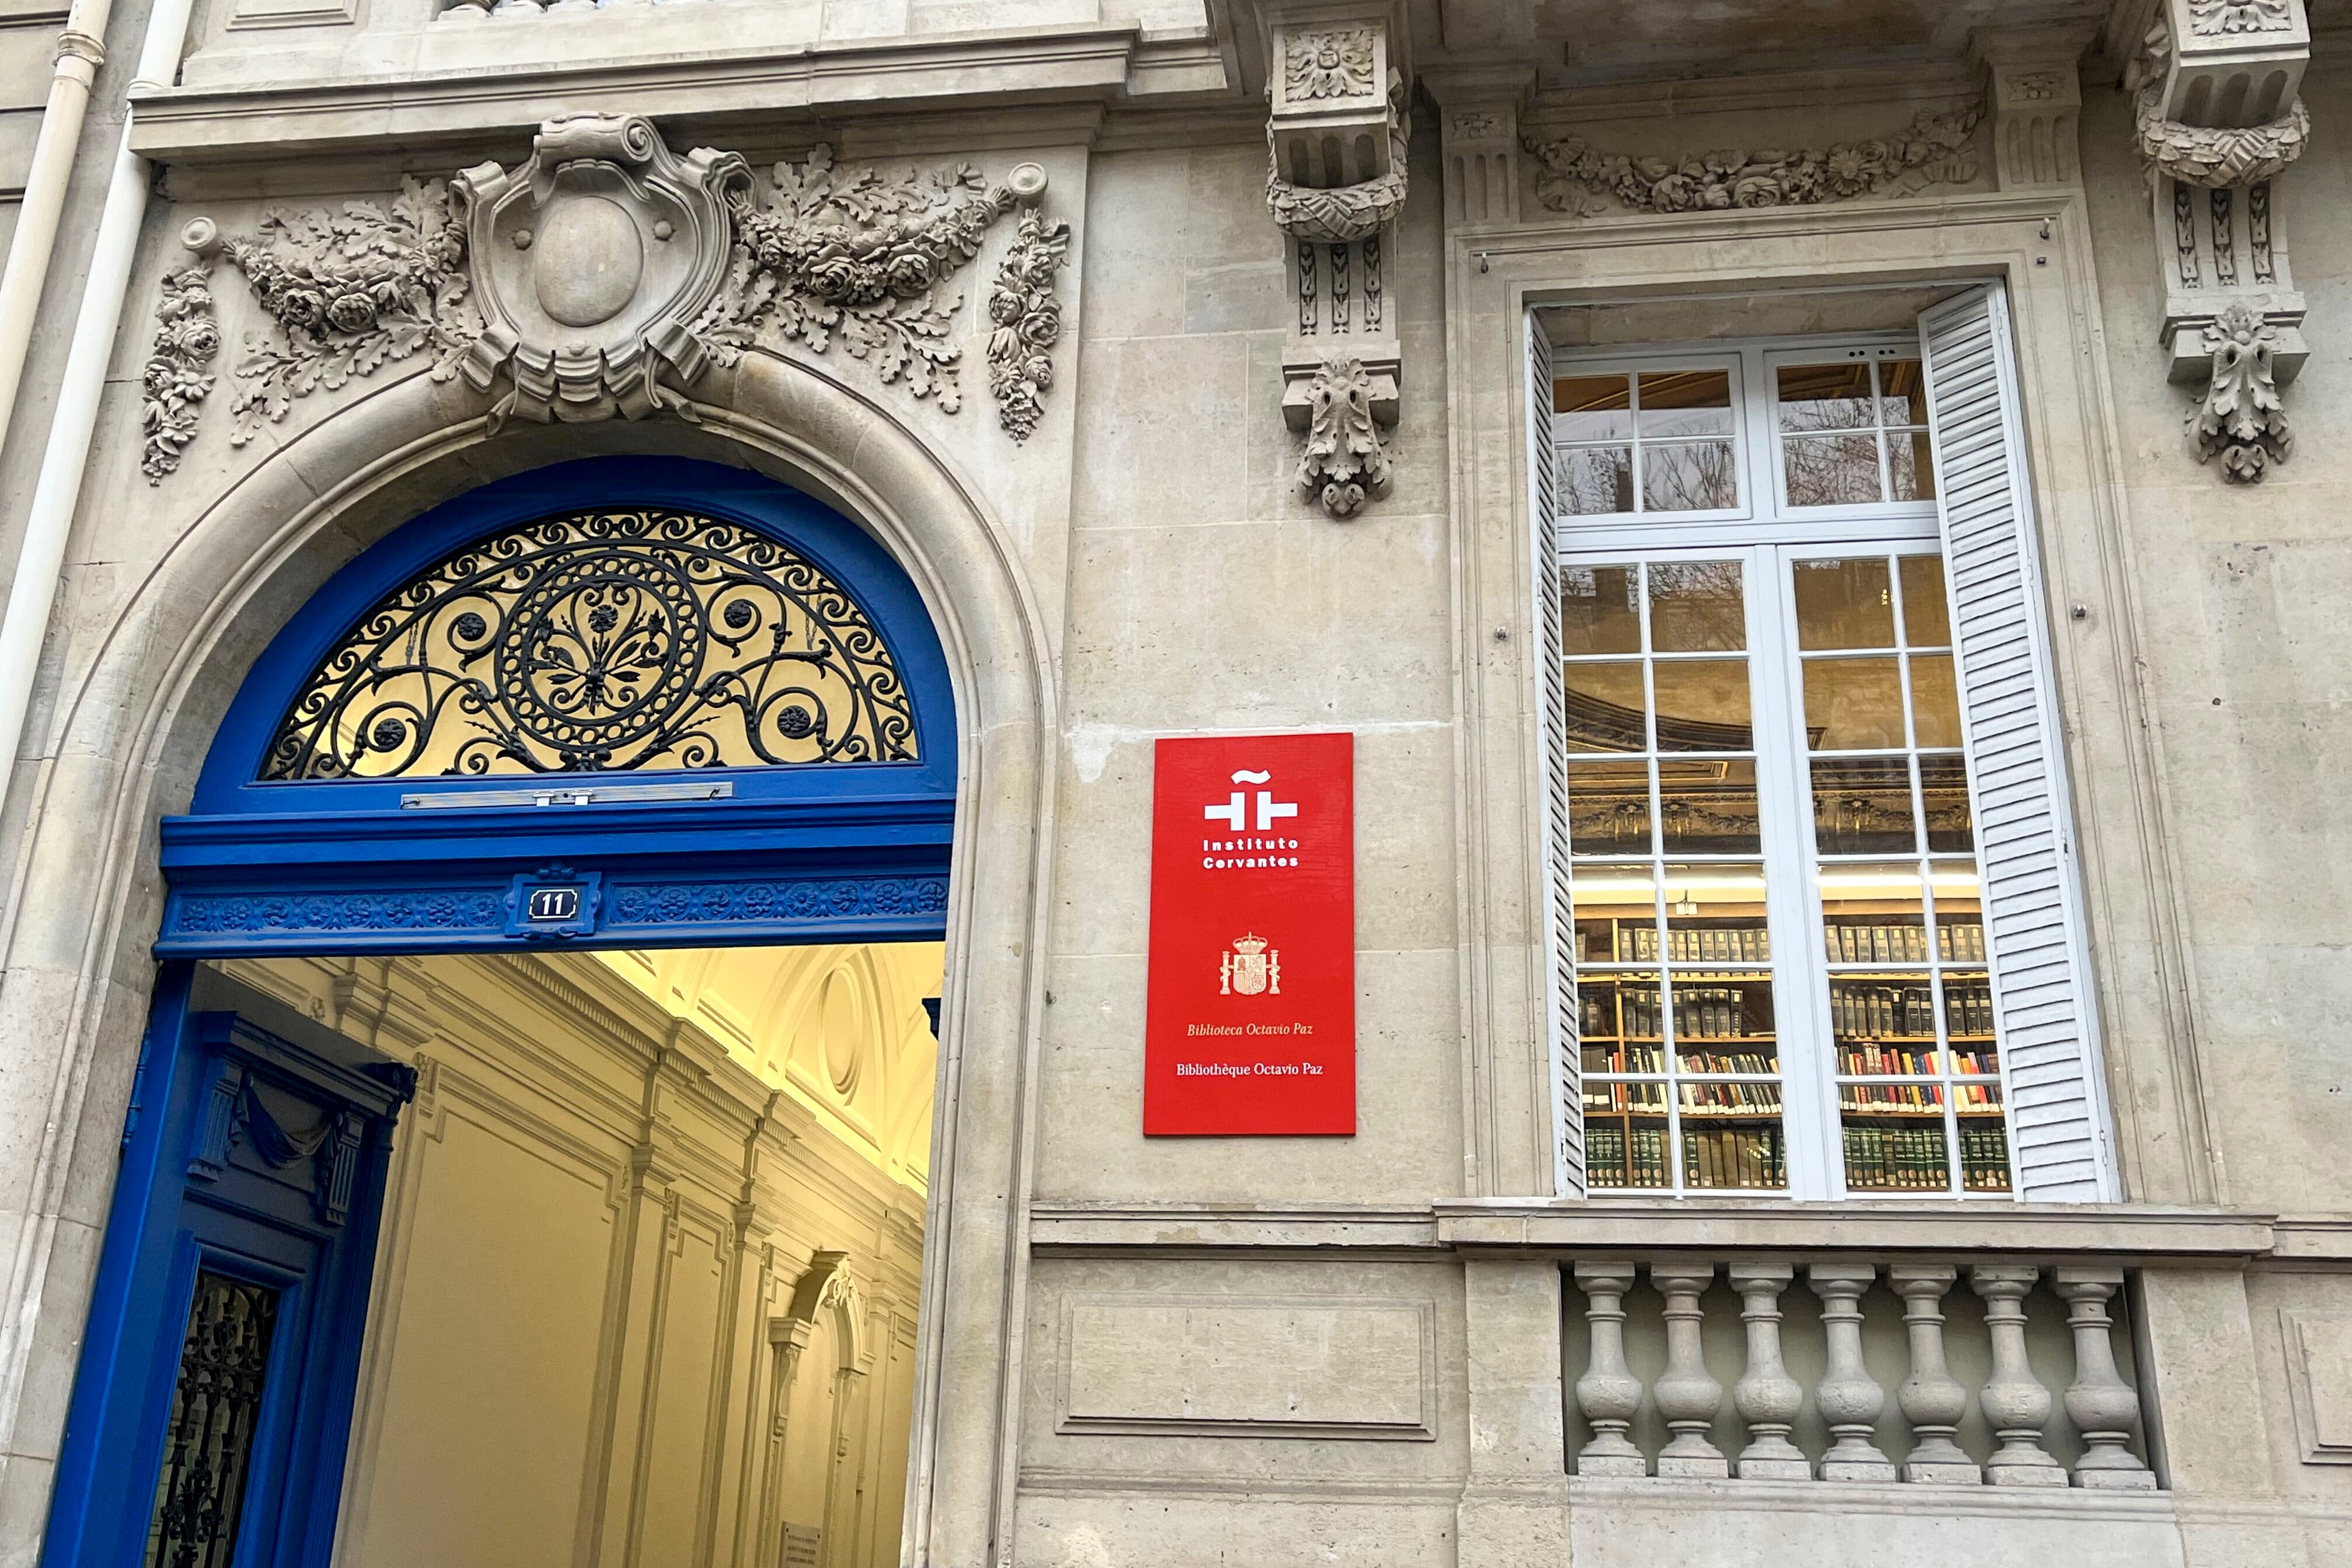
[1220,933,1281,997]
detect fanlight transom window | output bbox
[260,507,919,780]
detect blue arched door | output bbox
[46,458,956,1566]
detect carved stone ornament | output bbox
[1266,76,1410,244]
[2131,22,2310,187]
[1294,352,1393,519]
[156,114,1067,471]
[1285,26,1377,101]
[451,114,748,426]
[2190,300,2291,479]
[2190,0,2294,32]
[1522,103,1984,216]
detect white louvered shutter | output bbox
[1918,285,2117,1202]
[1529,315,1585,1197]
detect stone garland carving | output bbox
[1266,79,1410,243]
[159,116,1067,472]
[2131,25,2310,187]
[1522,103,1984,216]
[1294,353,1393,519]
[2189,301,2291,479]
[1285,27,1377,101]
[2190,0,2295,33]
[983,167,1069,443]
[141,259,221,483]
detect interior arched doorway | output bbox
[36,445,1030,1568]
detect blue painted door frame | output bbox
[156,457,958,958]
[44,973,414,1567]
[48,458,960,1563]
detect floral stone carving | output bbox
[1523,103,1983,216]
[2190,0,2294,33]
[2190,302,2291,480]
[1286,27,1377,101]
[1267,78,1409,243]
[141,257,220,483]
[2132,23,2311,187]
[159,116,1070,472]
[1294,352,1393,520]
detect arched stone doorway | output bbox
[10,371,1055,1567]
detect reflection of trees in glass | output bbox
[1642,440,1737,511]
[1647,560,1745,649]
[1561,447,1632,514]
[1782,432,1883,507]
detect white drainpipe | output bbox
[0,0,200,830]
[0,0,114,458]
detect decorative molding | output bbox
[983,163,1067,443]
[160,114,1066,472]
[2128,1,2311,482]
[1266,78,1409,243]
[605,876,949,930]
[2283,1309,2352,1463]
[1284,26,1377,102]
[142,260,219,484]
[172,889,507,938]
[1291,352,1394,521]
[1522,103,1983,217]
[2188,301,2291,479]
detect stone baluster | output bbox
[1890,1265,1979,1483]
[2053,1267,2158,1490]
[1970,1265,2065,1486]
[1650,1260,1728,1478]
[1572,1262,1646,1476]
[1728,1263,1807,1479]
[1809,1263,1896,1481]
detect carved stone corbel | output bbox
[1260,4,1408,520]
[2128,0,2311,481]
[1975,26,2096,189]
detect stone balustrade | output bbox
[1568,1257,2158,1489]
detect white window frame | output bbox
[1548,324,2081,1202]
[1549,350,1752,526]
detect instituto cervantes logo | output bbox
[1220,933,1281,996]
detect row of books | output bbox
[1681,1081,1782,1112]
[1586,1123,1789,1190]
[1830,981,1994,1040]
[1610,924,1770,962]
[1676,1047,1778,1075]
[1582,986,1768,1040]
[1838,1043,1998,1077]
[1841,1121,2011,1190]
[1826,919,1986,964]
[1583,1045,1667,1075]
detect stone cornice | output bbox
[130,25,1227,165]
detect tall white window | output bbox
[1534,300,2114,1202]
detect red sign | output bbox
[1144,732,1354,1135]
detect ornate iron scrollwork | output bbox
[144,1272,280,1568]
[261,508,918,780]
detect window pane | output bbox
[1819,860,1927,963]
[1572,868,1657,962]
[1562,564,1641,655]
[1555,374,1633,441]
[1942,969,1996,1071]
[1652,660,1752,752]
[1918,755,1974,852]
[1671,974,1778,1072]
[1878,359,1928,425]
[1908,654,1963,748]
[1832,978,1944,1073]
[1804,656,1906,749]
[1812,757,1917,854]
[1841,1088,1952,1192]
[1658,758,1760,853]
[1957,1082,2011,1191]
[1646,561,1746,651]
[1784,434,1885,507]
[1679,1103,1786,1190]
[1661,861,1768,958]
[1560,446,1634,515]
[1889,428,1937,501]
[1567,759,1652,854]
[1564,661,1646,752]
[1587,1112,1671,1188]
[1641,440,1739,512]
[1793,557,1896,649]
[1899,555,1952,646]
[1777,363,1875,431]
[1638,369,1734,438]
[1580,976,1666,1073]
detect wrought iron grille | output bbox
[142,1272,280,1568]
[260,508,919,779]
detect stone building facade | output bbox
[0,0,2343,1564]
